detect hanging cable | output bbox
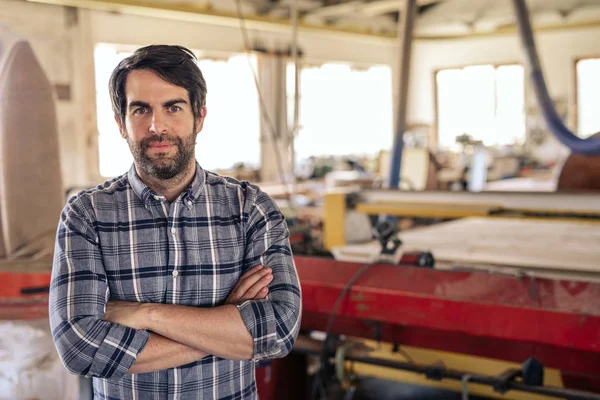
[312,262,375,400]
[234,0,296,209]
[289,0,301,204]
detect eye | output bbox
[169,105,182,113]
[133,107,149,115]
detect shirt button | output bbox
[172,270,179,277]
[171,227,176,234]
[153,195,160,201]
[187,201,192,207]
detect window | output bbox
[287,63,393,162]
[195,55,260,171]
[577,58,600,138]
[94,45,133,177]
[436,64,525,150]
[94,44,260,177]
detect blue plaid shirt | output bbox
[49,163,301,400]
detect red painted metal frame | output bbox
[4,256,600,389]
[296,255,600,382]
[0,271,51,320]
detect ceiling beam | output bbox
[263,0,322,17]
[25,0,397,44]
[303,1,362,20]
[361,0,440,16]
[304,0,443,19]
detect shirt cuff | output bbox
[88,323,150,379]
[236,300,281,361]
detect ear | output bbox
[114,114,127,139]
[195,106,207,133]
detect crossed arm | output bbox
[110,265,273,374]
[49,190,301,379]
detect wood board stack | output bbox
[332,217,600,282]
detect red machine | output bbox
[4,255,600,398]
[289,255,600,397]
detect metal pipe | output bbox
[344,355,600,400]
[511,0,600,155]
[293,345,600,400]
[387,0,417,189]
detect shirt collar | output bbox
[127,162,206,206]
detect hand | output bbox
[105,300,149,330]
[226,264,273,305]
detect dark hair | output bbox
[109,44,207,123]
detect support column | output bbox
[388,0,417,189]
[257,52,292,183]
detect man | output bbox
[49,44,301,400]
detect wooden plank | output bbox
[332,217,600,279]
[362,190,600,214]
[356,201,500,218]
[397,218,600,273]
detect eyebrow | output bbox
[128,98,189,110]
[128,100,150,109]
[163,98,188,108]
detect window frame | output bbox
[286,61,394,161]
[573,55,600,138]
[433,61,527,149]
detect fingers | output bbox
[226,265,273,303]
[243,271,273,299]
[233,266,271,298]
[254,286,269,300]
[235,265,264,289]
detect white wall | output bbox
[407,26,600,134]
[89,11,396,66]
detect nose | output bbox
[149,112,167,135]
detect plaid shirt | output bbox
[49,163,301,400]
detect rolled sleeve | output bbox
[49,195,149,379]
[238,188,302,361]
[87,321,150,378]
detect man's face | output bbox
[116,69,206,180]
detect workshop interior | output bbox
[2,0,600,399]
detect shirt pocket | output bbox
[101,229,166,303]
[180,226,245,306]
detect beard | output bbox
[128,131,197,180]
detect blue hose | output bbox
[512,0,600,155]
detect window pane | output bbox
[94,45,133,177]
[437,68,464,149]
[577,58,600,138]
[436,64,525,149]
[461,65,495,145]
[195,55,260,170]
[289,63,393,162]
[495,65,525,146]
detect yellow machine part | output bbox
[324,191,347,250]
[322,192,600,252]
[345,339,563,400]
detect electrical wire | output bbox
[234,0,296,210]
[312,262,375,400]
